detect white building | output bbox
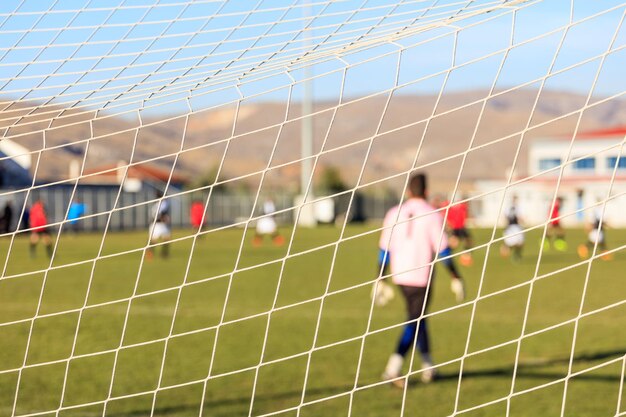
[0,138,33,187]
[473,127,626,227]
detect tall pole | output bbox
[301,49,313,199]
[298,0,317,226]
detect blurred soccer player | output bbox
[190,199,205,232]
[546,196,567,251]
[431,194,466,301]
[375,173,465,388]
[578,201,612,261]
[447,197,473,266]
[147,191,171,259]
[0,200,14,234]
[29,200,53,258]
[252,198,284,247]
[501,195,525,262]
[67,198,86,234]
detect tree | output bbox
[189,165,228,192]
[317,165,348,194]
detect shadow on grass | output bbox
[107,348,625,417]
[423,348,625,384]
[104,384,356,417]
[528,250,625,266]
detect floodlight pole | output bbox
[298,0,317,227]
[301,56,313,200]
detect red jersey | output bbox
[549,199,561,226]
[190,202,205,228]
[29,202,48,232]
[447,202,468,230]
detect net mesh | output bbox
[0,0,625,416]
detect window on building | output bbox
[573,157,595,170]
[539,158,561,171]
[607,156,626,169]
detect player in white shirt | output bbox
[252,198,284,246]
[501,195,525,262]
[578,201,612,260]
[147,191,171,259]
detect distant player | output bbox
[190,199,205,232]
[147,191,171,259]
[20,205,30,232]
[577,201,612,261]
[545,196,567,251]
[252,198,284,246]
[375,173,465,388]
[29,200,53,258]
[501,195,525,262]
[430,194,466,302]
[446,197,473,266]
[0,200,14,234]
[67,198,86,233]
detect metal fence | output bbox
[0,185,398,233]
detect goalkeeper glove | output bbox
[372,280,394,307]
[450,277,465,303]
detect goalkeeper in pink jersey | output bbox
[373,173,465,388]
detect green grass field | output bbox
[0,225,624,417]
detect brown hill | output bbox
[2,89,625,193]
[174,89,626,193]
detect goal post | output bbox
[0,1,625,417]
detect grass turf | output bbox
[0,225,624,417]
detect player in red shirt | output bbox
[29,200,54,258]
[190,200,205,232]
[446,198,474,266]
[546,196,567,251]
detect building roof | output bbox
[566,126,626,140]
[0,139,31,169]
[577,126,626,138]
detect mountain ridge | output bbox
[2,89,625,193]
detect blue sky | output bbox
[0,0,624,113]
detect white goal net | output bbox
[0,1,625,416]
